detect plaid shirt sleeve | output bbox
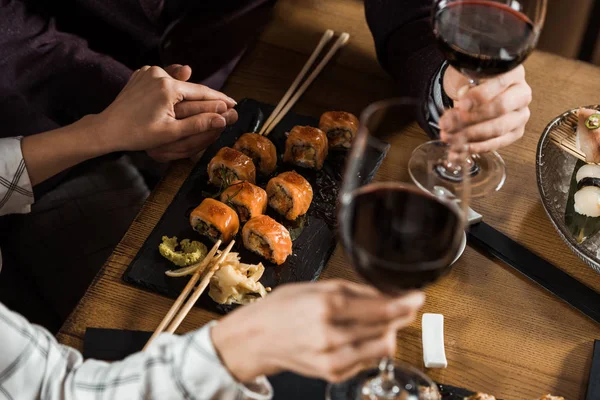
[0,137,34,216]
[0,302,273,399]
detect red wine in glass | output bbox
[434,0,537,79]
[340,184,463,294]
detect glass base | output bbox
[408,140,506,199]
[326,365,440,400]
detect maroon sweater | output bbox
[0,0,442,133]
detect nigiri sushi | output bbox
[319,111,359,149]
[574,164,600,217]
[576,108,600,163]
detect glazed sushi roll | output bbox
[283,126,328,170]
[574,164,600,217]
[319,111,359,149]
[207,147,256,187]
[233,133,278,175]
[242,215,293,265]
[220,180,268,223]
[266,171,313,220]
[190,198,240,243]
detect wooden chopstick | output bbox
[261,32,350,136]
[143,240,222,350]
[165,240,236,334]
[258,30,335,136]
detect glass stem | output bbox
[361,357,402,399]
[379,357,395,382]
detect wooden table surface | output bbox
[57,1,600,398]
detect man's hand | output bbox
[212,280,424,383]
[440,65,532,154]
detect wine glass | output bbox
[410,0,547,198]
[326,98,469,400]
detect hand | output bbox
[439,65,532,153]
[142,65,239,162]
[93,65,238,159]
[211,280,425,383]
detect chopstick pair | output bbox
[143,240,235,350]
[258,29,351,137]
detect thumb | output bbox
[176,113,227,138]
[442,65,470,101]
[164,64,192,82]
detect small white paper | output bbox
[422,313,448,368]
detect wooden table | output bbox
[57,1,600,398]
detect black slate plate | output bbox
[83,328,475,400]
[123,98,390,314]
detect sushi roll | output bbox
[283,126,328,170]
[576,108,600,163]
[220,180,268,223]
[242,215,293,265]
[233,133,278,175]
[207,147,256,187]
[574,164,600,217]
[319,111,359,149]
[266,171,313,220]
[190,198,240,243]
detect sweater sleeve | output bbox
[364,0,445,136]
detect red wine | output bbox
[340,184,462,293]
[434,1,536,78]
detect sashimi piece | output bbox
[576,108,600,163]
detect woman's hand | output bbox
[93,65,238,161]
[211,280,425,383]
[440,65,532,154]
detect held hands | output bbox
[211,280,425,383]
[94,65,238,162]
[440,65,532,153]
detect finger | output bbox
[446,108,530,144]
[323,331,397,382]
[222,108,239,125]
[164,64,192,82]
[173,80,237,107]
[468,127,525,154]
[459,65,526,111]
[441,83,531,132]
[330,291,425,324]
[318,279,380,297]
[175,113,227,139]
[175,100,228,119]
[326,319,410,350]
[152,129,222,155]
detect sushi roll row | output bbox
[206,111,359,186]
[574,164,600,217]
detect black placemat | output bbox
[83,328,475,400]
[123,98,389,314]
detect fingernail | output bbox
[211,117,226,129]
[216,102,227,113]
[227,97,237,106]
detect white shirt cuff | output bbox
[182,321,273,400]
[0,137,34,216]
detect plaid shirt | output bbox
[0,138,273,399]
